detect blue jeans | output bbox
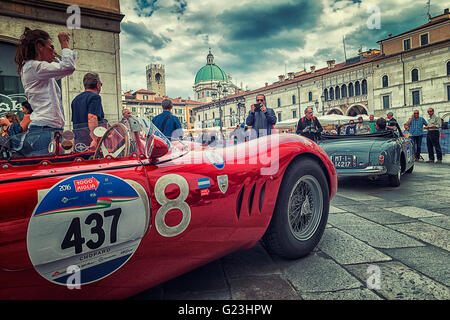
[25,125,63,156]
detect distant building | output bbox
[193,50,241,103]
[122,89,202,129]
[192,9,450,128]
[146,64,166,97]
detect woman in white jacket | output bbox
[15,28,76,155]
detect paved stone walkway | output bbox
[132,159,450,300]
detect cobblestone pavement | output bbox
[132,160,450,300]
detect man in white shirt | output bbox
[17,29,76,155]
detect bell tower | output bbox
[146,64,166,97]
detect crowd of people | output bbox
[1,27,447,165]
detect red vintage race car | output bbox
[0,119,337,299]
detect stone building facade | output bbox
[0,0,124,125]
[192,9,450,129]
[122,89,202,129]
[146,63,166,97]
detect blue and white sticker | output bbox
[197,177,211,189]
[27,173,149,286]
[204,151,225,170]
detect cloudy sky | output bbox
[119,0,447,99]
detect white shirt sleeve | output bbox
[32,48,77,80]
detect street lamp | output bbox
[314,100,319,115]
[320,94,325,115]
[212,82,228,136]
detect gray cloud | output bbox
[121,21,171,50]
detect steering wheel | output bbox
[93,123,130,159]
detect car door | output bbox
[0,153,151,296]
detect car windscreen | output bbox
[0,116,179,163]
[321,120,402,139]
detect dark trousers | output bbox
[426,130,442,161]
[411,135,422,159]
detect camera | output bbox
[254,103,261,112]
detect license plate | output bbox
[332,155,354,168]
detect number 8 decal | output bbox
[154,174,191,237]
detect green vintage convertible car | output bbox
[319,120,415,187]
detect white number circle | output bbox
[154,174,191,237]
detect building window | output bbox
[0,42,25,96]
[447,85,450,101]
[212,112,215,119]
[362,80,367,94]
[382,95,390,109]
[324,89,328,101]
[335,86,340,99]
[308,91,313,102]
[292,110,297,118]
[348,83,354,97]
[447,61,450,75]
[198,115,200,121]
[277,113,282,122]
[420,33,429,46]
[382,75,389,88]
[341,85,347,98]
[292,95,296,105]
[355,81,361,96]
[411,69,419,82]
[329,87,334,100]
[412,90,420,105]
[277,98,281,107]
[403,38,411,51]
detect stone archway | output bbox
[327,108,343,115]
[346,104,368,116]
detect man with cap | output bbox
[386,112,401,132]
[424,108,442,164]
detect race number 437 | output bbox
[61,208,121,254]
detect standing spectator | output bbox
[20,100,33,132]
[0,112,24,150]
[246,94,276,139]
[376,117,388,132]
[345,120,357,135]
[386,112,402,132]
[296,107,323,141]
[234,123,247,144]
[15,28,76,155]
[152,99,183,140]
[424,108,442,164]
[120,109,132,124]
[406,110,427,161]
[403,123,411,138]
[71,72,105,149]
[368,114,376,133]
[356,116,369,134]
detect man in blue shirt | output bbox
[152,99,183,140]
[71,73,105,149]
[406,110,427,161]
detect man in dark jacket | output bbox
[296,107,323,141]
[246,94,277,139]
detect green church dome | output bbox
[194,50,228,84]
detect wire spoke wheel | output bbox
[288,175,323,241]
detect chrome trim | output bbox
[336,166,387,177]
